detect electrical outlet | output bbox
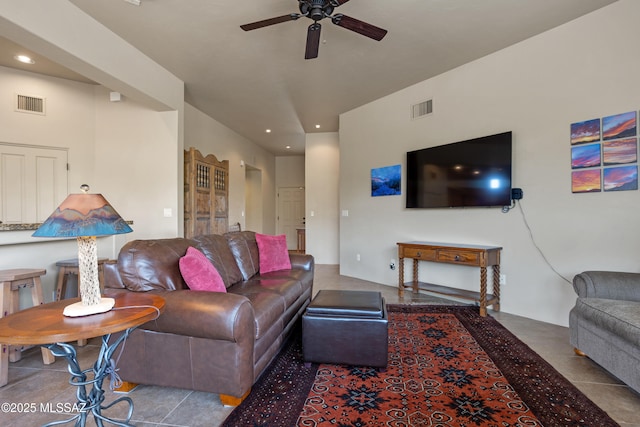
[390,259,396,270]
[356,253,361,261]
[499,274,506,286]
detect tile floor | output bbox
[2,264,639,426]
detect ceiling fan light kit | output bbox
[240,0,387,59]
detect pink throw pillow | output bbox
[256,233,292,274]
[179,247,226,292]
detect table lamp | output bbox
[33,185,133,317]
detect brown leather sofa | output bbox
[103,231,314,405]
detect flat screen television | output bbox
[406,131,512,208]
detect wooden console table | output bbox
[397,241,502,316]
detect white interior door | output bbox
[0,143,68,224]
[277,187,305,249]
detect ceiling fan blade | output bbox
[332,14,387,41]
[329,0,351,5]
[305,23,322,59]
[240,14,299,31]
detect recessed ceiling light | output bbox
[315,124,321,129]
[285,145,291,149]
[14,55,35,64]
[265,129,271,133]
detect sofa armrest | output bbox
[573,271,640,302]
[140,290,255,343]
[289,253,314,271]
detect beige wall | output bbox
[339,0,640,326]
[0,72,282,308]
[0,71,182,243]
[306,132,339,264]
[0,66,183,305]
[0,0,183,113]
[0,0,186,240]
[3,1,635,326]
[0,66,98,305]
[276,156,305,188]
[0,3,285,306]
[183,103,277,234]
[0,66,96,185]
[93,85,181,240]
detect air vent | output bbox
[411,99,433,120]
[15,94,46,115]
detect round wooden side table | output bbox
[0,290,164,427]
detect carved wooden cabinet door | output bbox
[184,148,228,238]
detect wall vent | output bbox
[411,99,433,119]
[15,94,46,115]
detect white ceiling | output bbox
[1,0,617,155]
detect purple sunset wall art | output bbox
[603,137,638,165]
[602,111,637,141]
[604,165,638,192]
[571,144,601,169]
[571,118,600,145]
[572,169,601,193]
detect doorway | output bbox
[244,165,262,232]
[277,187,305,250]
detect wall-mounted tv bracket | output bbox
[502,188,523,213]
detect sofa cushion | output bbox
[256,233,291,274]
[227,287,286,340]
[118,238,192,292]
[192,234,244,287]
[233,277,302,306]
[179,247,226,293]
[573,298,640,348]
[226,231,260,281]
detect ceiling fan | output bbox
[240,0,388,59]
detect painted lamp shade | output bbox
[32,185,132,317]
[33,192,132,238]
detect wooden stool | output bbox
[0,268,56,387]
[55,258,107,346]
[55,258,108,301]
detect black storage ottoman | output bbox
[302,290,388,367]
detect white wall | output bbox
[0,67,180,304]
[245,168,263,232]
[184,103,276,233]
[306,132,339,264]
[0,1,183,113]
[0,2,184,306]
[276,156,305,188]
[0,66,96,185]
[339,0,640,326]
[93,85,180,240]
[0,66,98,304]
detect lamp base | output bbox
[63,297,115,317]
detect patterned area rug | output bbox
[222,305,618,427]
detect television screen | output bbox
[406,131,512,208]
